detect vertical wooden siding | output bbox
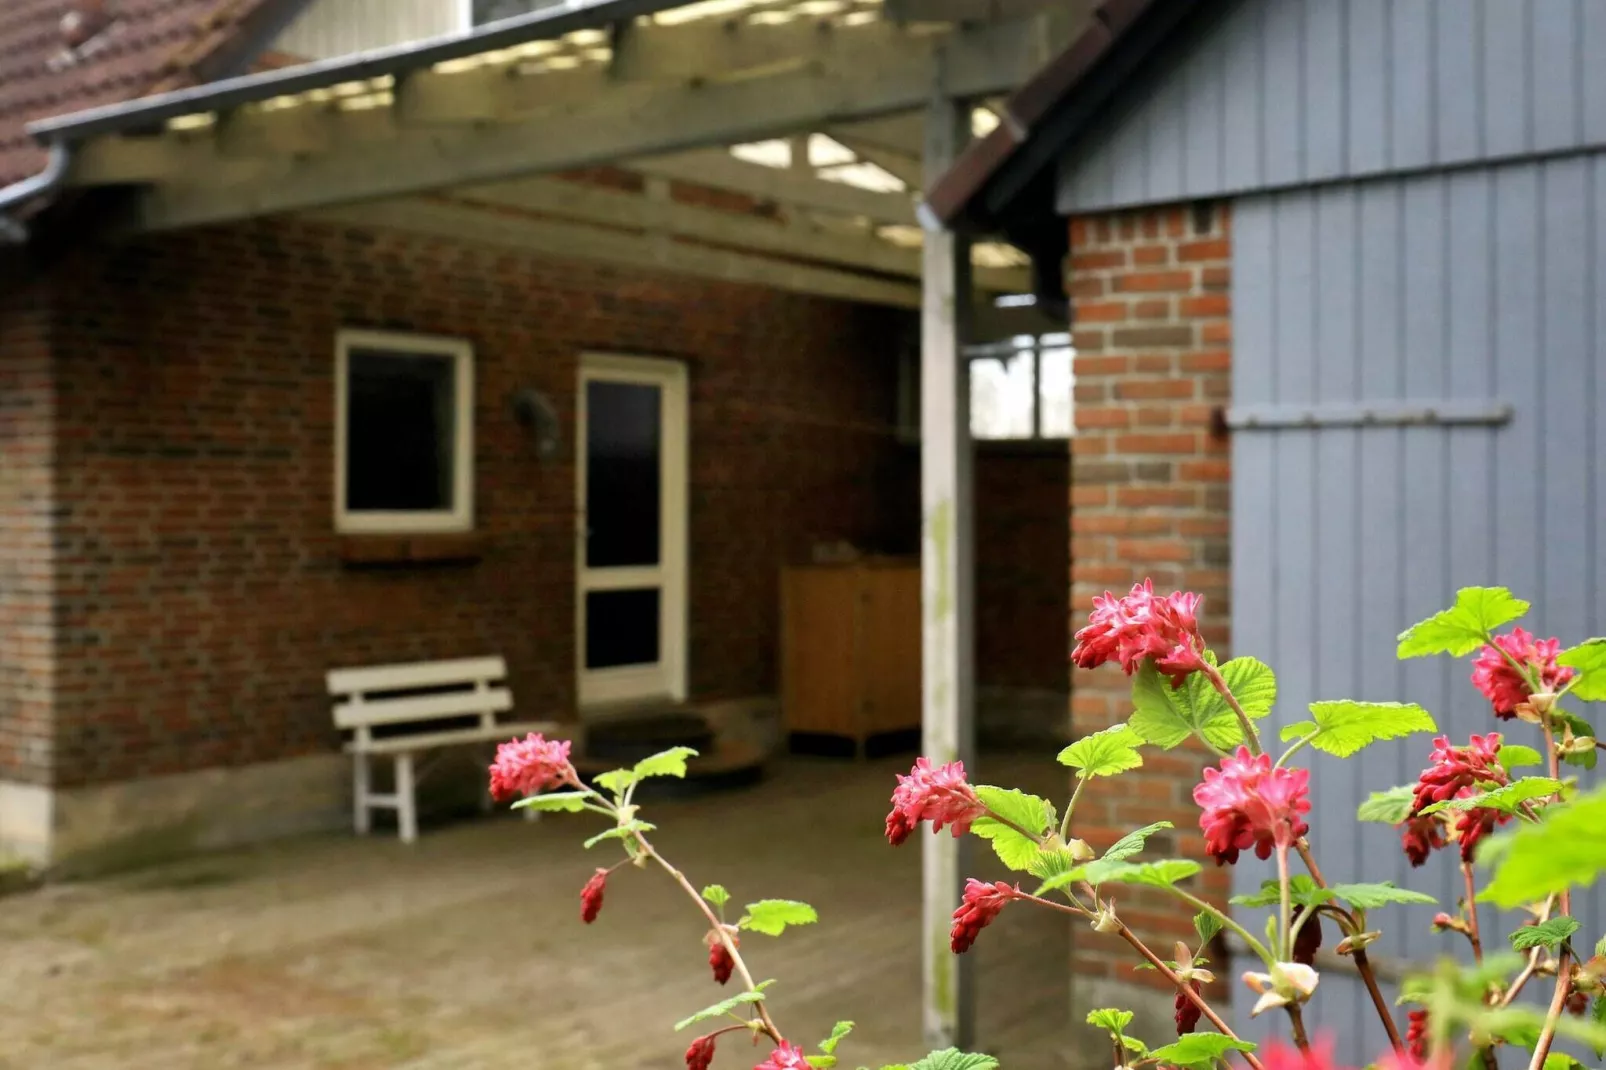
[1057,0,1606,214]
[274,0,464,60]
[1229,154,1606,1062]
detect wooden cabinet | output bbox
[780,560,920,754]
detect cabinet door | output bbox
[780,567,863,738]
[858,567,921,735]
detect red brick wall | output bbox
[0,277,57,785]
[43,217,916,788]
[1065,203,1233,988]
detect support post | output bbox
[919,93,976,1051]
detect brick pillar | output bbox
[1064,204,1233,1018]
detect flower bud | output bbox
[1067,837,1096,863]
[1092,905,1122,934]
[1242,962,1319,1016]
[1334,930,1381,955]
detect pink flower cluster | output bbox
[684,1033,718,1070]
[1471,627,1575,719]
[1173,981,1202,1034]
[1192,747,1312,866]
[488,732,578,802]
[884,758,987,846]
[753,1041,810,1070]
[580,868,608,924]
[949,878,1017,954]
[1403,734,1512,866]
[708,940,736,985]
[1072,579,1208,687]
[1258,1038,1442,1070]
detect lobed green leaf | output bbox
[973,786,1055,838]
[1420,777,1562,816]
[594,768,636,796]
[1194,910,1224,947]
[1230,874,1330,909]
[1028,846,1080,881]
[1396,587,1529,659]
[1481,784,1606,907]
[1129,657,1276,751]
[1146,1034,1258,1070]
[1559,639,1606,701]
[634,746,698,780]
[1058,724,1143,778]
[740,899,818,937]
[674,989,766,1031]
[1356,785,1417,824]
[583,820,654,849]
[820,1021,854,1056]
[511,791,592,813]
[1329,882,1437,910]
[970,819,1044,872]
[1509,916,1580,951]
[1035,858,1200,896]
[1101,821,1174,863]
[701,884,730,909]
[907,1050,1000,1070]
[1085,1008,1134,1034]
[1286,701,1437,758]
[1499,744,1546,771]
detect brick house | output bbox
[0,0,1087,895]
[930,0,1606,1056]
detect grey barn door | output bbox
[1228,155,1606,1063]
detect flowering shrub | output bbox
[491,583,1606,1070]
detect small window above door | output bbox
[335,329,474,534]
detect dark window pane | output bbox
[472,0,564,25]
[585,381,661,568]
[346,348,456,513]
[585,588,660,670]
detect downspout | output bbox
[0,143,74,245]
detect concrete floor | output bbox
[0,754,1081,1070]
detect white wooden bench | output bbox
[327,656,560,843]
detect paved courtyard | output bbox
[0,754,1077,1069]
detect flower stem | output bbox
[637,835,783,1044]
[1461,863,1484,963]
[1276,731,1321,769]
[1109,920,1265,1070]
[1276,845,1292,962]
[1285,1003,1311,1053]
[1528,720,1572,1070]
[1200,659,1262,756]
[1167,886,1276,965]
[1352,949,1406,1054]
[1060,775,1090,842]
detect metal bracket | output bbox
[1221,400,1514,431]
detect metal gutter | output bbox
[0,144,74,244]
[28,0,693,145]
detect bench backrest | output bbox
[327,656,512,734]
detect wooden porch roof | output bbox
[19,0,1092,315]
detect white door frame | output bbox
[575,353,689,709]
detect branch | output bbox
[1462,863,1484,963]
[1298,839,1403,1053]
[1528,719,1573,1070]
[1199,658,1262,756]
[1109,920,1266,1070]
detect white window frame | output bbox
[334,328,475,535]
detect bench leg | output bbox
[395,753,418,845]
[479,743,494,814]
[352,753,372,835]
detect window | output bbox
[335,329,474,534]
[468,0,565,27]
[897,333,1075,442]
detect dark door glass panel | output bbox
[346,349,456,512]
[585,380,661,568]
[585,588,661,669]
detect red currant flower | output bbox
[708,939,736,985]
[685,1033,719,1070]
[1471,627,1576,720]
[1173,981,1202,1034]
[580,867,609,924]
[1072,579,1209,687]
[754,1041,810,1070]
[1193,747,1311,866]
[1451,805,1512,863]
[950,878,1017,954]
[1242,962,1319,1017]
[488,733,578,802]
[1257,1038,1339,1070]
[1400,815,1446,867]
[885,758,987,846]
[1410,734,1506,815]
[1406,1008,1430,1061]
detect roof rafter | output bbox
[68,13,1064,232]
[628,148,916,223]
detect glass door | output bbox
[576,355,687,708]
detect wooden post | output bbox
[919,93,976,1051]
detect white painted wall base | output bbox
[0,753,351,875]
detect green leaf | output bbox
[969,819,1043,872]
[1101,821,1173,863]
[1294,701,1438,758]
[739,899,818,937]
[701,885,730,909]
[1559,639,1606,701]
[582,820,654,848]
[633,746,698,780]
[1499,744,1546,771]
[906,1050,1000,1070]
[1592,997,1606,1059]
[1129,657,1276,751]
[1058,724,1143,778]
[1194,910,1224,947]
[1036,858,1200,896]
[593,768,636,796]
[1481,784,1606,907]
[1027,847,1079,881]
[511,791,592,812]
[1357,785,1417,824]
[1329,882,1438,910]
[1280,721,1319,742]
[1509,916,1580,951]
[820,1021,854,1056]
[1397,587,1530,658]
[1146,1034,1258,1070]
[673,989,766,1031]
[806,1057,836,1068]
[1085,1008,1134,1035]
[1541,1056,1586,1070]
[1421,777,1562,816]
[1230,876,1333,909]
[973,786,1055,838]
